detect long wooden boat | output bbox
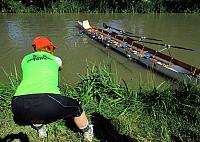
[76,20,200,85]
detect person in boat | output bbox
[11,36,94,141]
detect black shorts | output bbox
[11,94,83,125]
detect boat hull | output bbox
[76,20,200,85]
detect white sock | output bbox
[79,121,89,132]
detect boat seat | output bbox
[149,57,159,63]
[144,53,154,58]
[192,68,197,75]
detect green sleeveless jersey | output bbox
[15,52,61,96]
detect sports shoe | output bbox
[33,124,47,138]
[83,124,94,142]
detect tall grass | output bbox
[0,64,200,141]
[1,0,200,13]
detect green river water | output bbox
[0,13,199,89]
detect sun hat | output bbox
[32,36,57,49]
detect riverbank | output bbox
[0,64,200,141]
[1,0,200,13]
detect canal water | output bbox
[0,13,199,89]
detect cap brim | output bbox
[50,43,57,48]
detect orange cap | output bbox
[32,36,57,49]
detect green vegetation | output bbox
[0,64,200,141]
[1,0,200,13]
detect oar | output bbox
[136,40,195,51]
[103,23,195,51]
[123,33,163,42]
[103,23,163,42]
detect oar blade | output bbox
[103,23,109,29]
[168,45,195,51]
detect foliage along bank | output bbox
[1,0,200,13]
[0,64,200,141]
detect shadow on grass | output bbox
[0,132,30,142]
[91,112,137,142]
[65,112,137,142]
[171,129,200,142]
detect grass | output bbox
[2,0,200,13]
[0,63,200,142]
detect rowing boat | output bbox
[76,20,200,85]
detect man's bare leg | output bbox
[74,111,88,128]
